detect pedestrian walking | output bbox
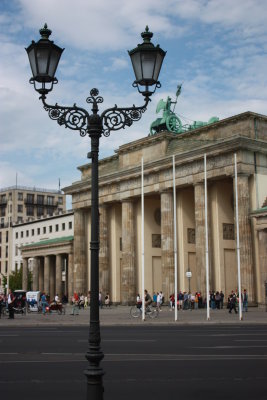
[41,292,49,315]
[70,292,79,315]
[229,293,237,314]
[243,289,248,312]
[8,288,15,319]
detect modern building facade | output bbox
[17,211,74,299]
[62,111,267,306]
[0,185,66,290]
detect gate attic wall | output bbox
[64,112,267,305]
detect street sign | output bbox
[186,271,192,278]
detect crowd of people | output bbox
[147,288,249,312]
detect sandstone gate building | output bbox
[30,111,267,305]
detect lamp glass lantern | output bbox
[128,26,166,91]
[26,24,64,84]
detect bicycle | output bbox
[130,304,159,319]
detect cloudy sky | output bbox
[1,0,267,207]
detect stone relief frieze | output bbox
[223,223,235,240]
[152,234,161,248]
[187,228,196,244]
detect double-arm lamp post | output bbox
[26,24,165,399]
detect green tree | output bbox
[2,269,32,292]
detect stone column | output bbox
[194,182,206,294]
[68,252,74,302]
[121,200,136,304]
[44,256,50,296]
[22,258,28,291]
[55,254,62,299]
[49,257,55,300]
[99,205,109,296]
[161,191,174,298]
[258,229,267,305]
[32,257,39,291]
[39,258,44,293]
[234,174,254,301]
[73,210,86,294]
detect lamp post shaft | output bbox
[84,110,104,399]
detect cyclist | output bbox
[144,289,152,308]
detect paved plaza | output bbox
[1,304,267,327]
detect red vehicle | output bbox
[47,301,66,315]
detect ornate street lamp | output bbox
[26,24,165,400]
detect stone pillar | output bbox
[55,254,62,299]
[194,182,206,294]
[121,200,136,304]
[22,258,28,291]
[68,252,74,302]
[44,256,50,296]
[32,257,39,291]
[258,229,267,305]
[73,210,86,294]
[161,191,174,299]
[99,205,109,296]
[49,258,55,300]
[234,174,254,301]
[39,258,44,293]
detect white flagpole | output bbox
[234,153,243,321]
[204,154,210,320]
[141,157,145,321]
[173,155,178,321]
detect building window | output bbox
[1,194,6,203]
[18,204,23,213]
[9,204,12,213]
[0,232,1,243]
[1,208,6,217]
[49,225,52,233]
[37,206,44,217]
[21,232,23,238]
[17,217,23,223]
[5,246,8,258]
[26,230,29,237]
[5,261,8,273]
[68,221,72,230]
[62,223,65,231]
[26,205,34,216]
[15,232,18,239]
[43,227,46,234]
[9,192,12,199]
[6,231,8,242]
[55,224,59,232]
[37,228,40,235]
[37,195,44,205]
[15,245,18,256]
[47,207,53,216]
[31,229,34,236]
[47,196,54,206]
[58,197,63,204]
[18,192,23,201]
[26,193,34,204]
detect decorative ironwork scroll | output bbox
[101,99,149,137]
[42,96,89,137]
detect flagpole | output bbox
[234,153,243,321]
[141,157,145,321]
[173,156,178,321]
[204,154,210,320]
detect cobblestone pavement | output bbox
[1,305,267,327]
